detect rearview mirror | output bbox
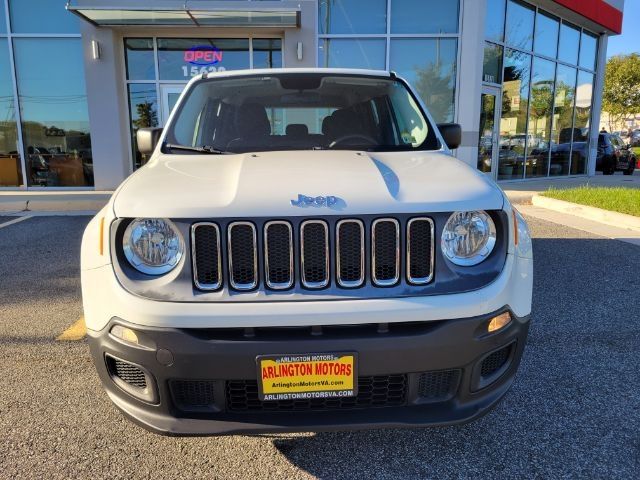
[136,127,163,155]
[437,123,462,150]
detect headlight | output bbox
[123,218,184,275]
[441,211,496,266]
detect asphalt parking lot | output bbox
[0,214,639,479]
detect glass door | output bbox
[160,84,186,126]
[477,86,501,179]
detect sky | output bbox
[606,1,640,57]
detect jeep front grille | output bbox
[191,216,434,292]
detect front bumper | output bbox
[88,309,530,436]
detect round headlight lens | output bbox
[441,211,496,266]
[123,218,184,275]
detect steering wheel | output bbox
[329,134,378,148]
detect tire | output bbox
[623,167,635,175]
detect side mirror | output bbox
[136,127,163,155]
[437,123,462,150]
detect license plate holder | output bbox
[256,353,357,402]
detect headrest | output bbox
[235,103,270,137]
[286,124,309,137]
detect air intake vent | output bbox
[264,221,293,290]
[407,217,434,285]
[170,380,217,412]
[300,220,329,289]
[106,355,147,389]
[481,344,513,378]
[228,222,258,290]
[191,223,222,291]
[418,369,461,402]
[336,219,364,288]
[372,218,400,286]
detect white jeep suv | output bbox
[81,69,533,436]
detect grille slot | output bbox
[228,222,258,290]
[106,356,147,389]
[372,218,400,286]
[226,375,407,412]
[191,223,222,291]
[481,344,513,378]
[336,219,365,288]
[407,217,434,285]
[418,369,461,402]
[170,380,216,412]
[300,220,329,289]
[264,221,294,290]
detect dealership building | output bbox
[0,0,624,191]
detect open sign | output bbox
[184,45,223,66]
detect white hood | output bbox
[112,150,504,218]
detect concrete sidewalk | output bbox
[0,191,112,213]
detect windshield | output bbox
[164,73,438,154]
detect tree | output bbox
[133,101,158,130]
[602,54,640,131]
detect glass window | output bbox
[319,39,386,70]
[526,58,555,178]
[389,38,457,123]
[483,42,503,84]
[128,84,159,170]
[318,0,386,34]
[124,38,155,81]
[14,38,93,187]
[550,65,577,176]
[9,0,79,34]
[391,0,459,34]
[572,71,594,174]
[0,5,6,34]
[0,40,22,186]
[558,22,580,65]
[579,32,598,70]
[505,0,534,51]
[157,38,250,81]
[252,39,282,69]
[165,73,438,153]
[485,0,506,42]
[534,12,559,59]
[498,48,531,180]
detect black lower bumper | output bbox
[87,308,530,436]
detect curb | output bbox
[532,195,640,232]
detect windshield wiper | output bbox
[164,143,229,154]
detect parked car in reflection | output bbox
[596,133,636,175]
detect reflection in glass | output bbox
[252,39,283,69]
[389,38,457,123]
[318,39,386,70]
[157,38,250,80]
[505,0,534,51]
[10,0,79,34]
[391,0,459,34]
[0,5,6,34]
[125,38,155,81]
[558,22,580,66]
[534,12,559,59]
[498,49,531,180]
[572,71,594,174]
[128,84,158,170]
[0,40,22,186]
[478,93,497,173]
[14,39,93,187]
[483,42,503,84]
[485,0,506,42]
[318,0,386,34]
[526,58,555,178]
[550,65,577,176]
[579,32,598,70]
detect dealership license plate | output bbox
[256,353,357,401]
